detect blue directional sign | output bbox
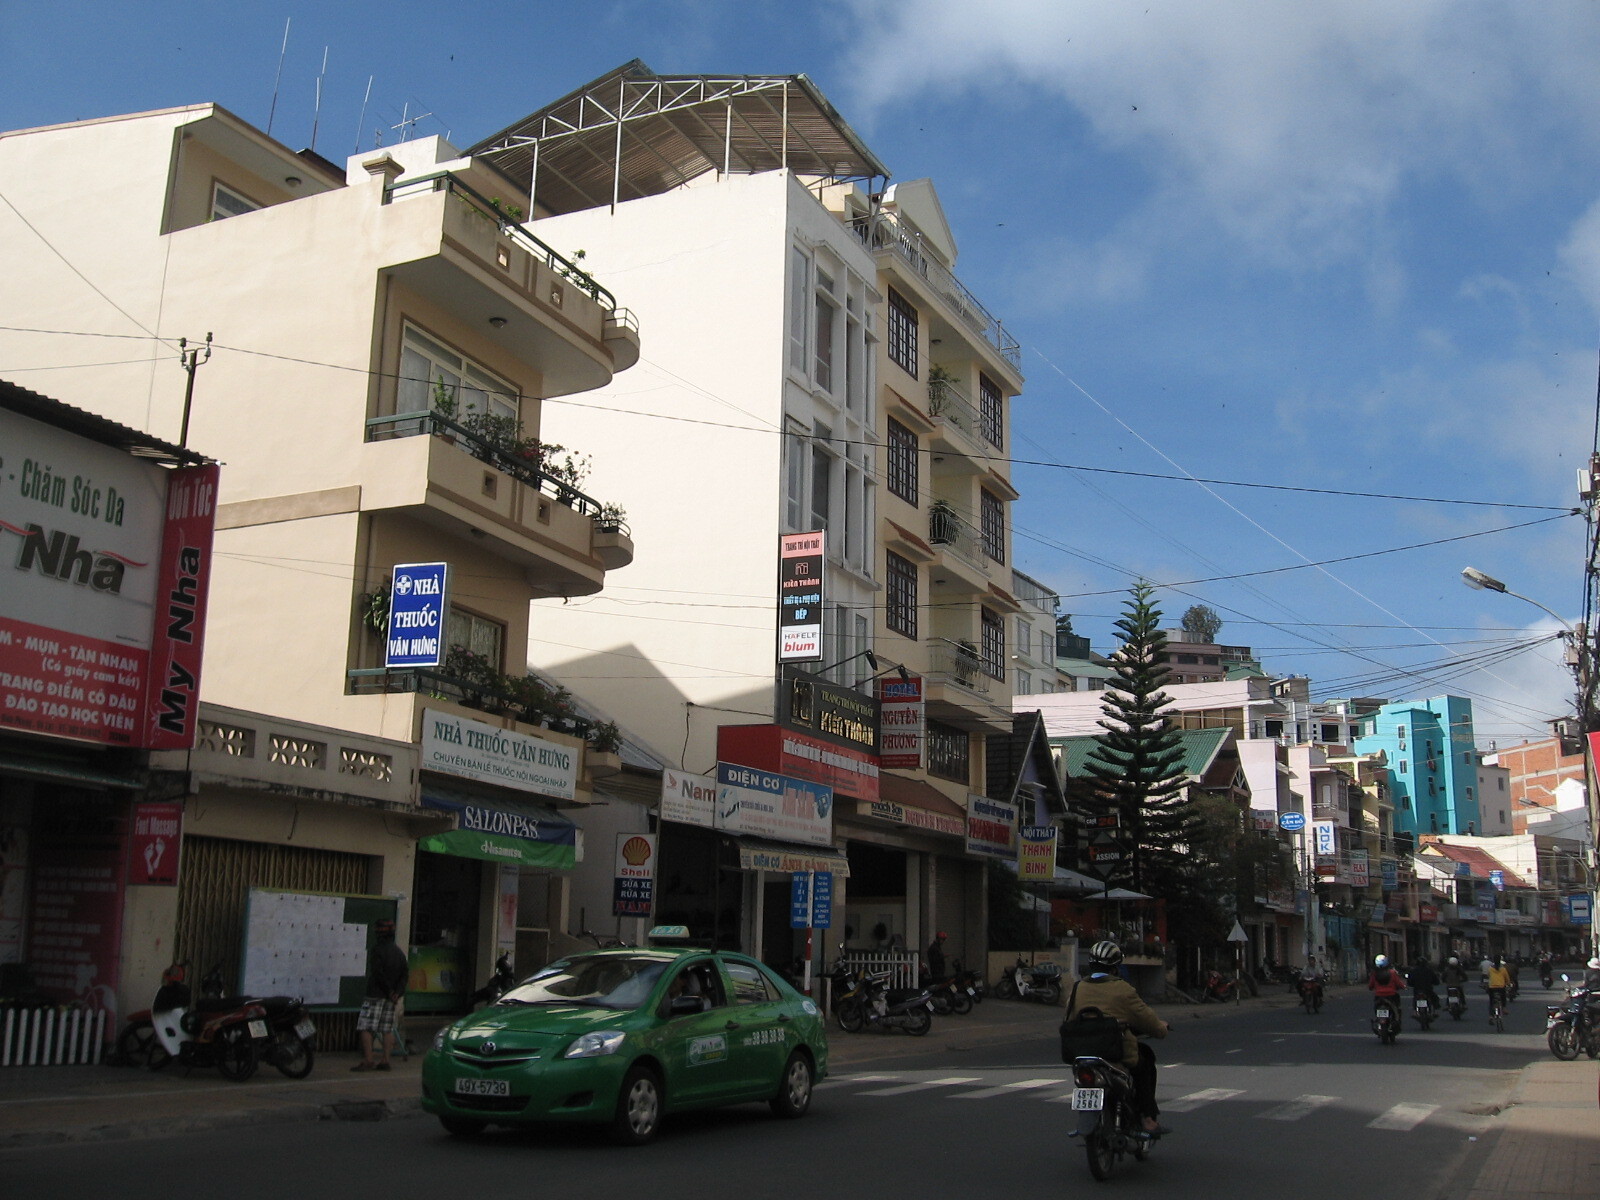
[1567,894,1592,926]
[811,871,833,929]
[789,870,834,929]
[1279,811,1306,832]
[789,872,811,928]
[385,562,449,668]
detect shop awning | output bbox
[0,750,146,790]
[419,789,579,869]
[735,837,851,878]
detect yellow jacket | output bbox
[1487,963,1512,990]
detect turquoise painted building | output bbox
[1353,696,1481,838]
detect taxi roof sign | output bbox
[647,925,690,940]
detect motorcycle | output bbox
[470,952,516,1007]
[1372,997,1401,1044]
[1546,977,1600,1061]
[137,962,266,1081]
[833,966,934,1035]
[1412,991,1436,1031]
[1198,969,1243,1003]
[1063,1013,1163,1181]
[993,957,1063,1005]
[926,975,974,1016]
[1540,963,1554,990]
[1297,976,1323,1014]
[951,961,985,1005]
[1445,984,1466,1021]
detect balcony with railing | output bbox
[925,375,990,460]
[859,212,1020,370]
[361,410,633,592]
[377,168,641,394]
[925,503,991,591]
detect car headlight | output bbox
[432,1029,448,1051]
[563,1030,627,1059]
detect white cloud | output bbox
[1559,197,1600,317]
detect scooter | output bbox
[834,968,934,1035]
[470,952,516,1007]
[1445,984,1466,1021]
[926,975,974,1016]
[993,957,1063,1005]
[1540,962,1555,990]
[1372,997,1401,1044]
[1297,976,1323,1014]
[1413,991,1436,1031]
[1198,969,1243,1003]
[1064,1010,1168,1181]
[1546,976,1600,1060]
[145,962,269,1081]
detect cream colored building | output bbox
[0,103,641,1026]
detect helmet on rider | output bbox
[1374,954,1389,968]
[1448,956,1459,966]
[1588,956,1600,970]
[1089,940,1123,968]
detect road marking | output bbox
[858,1076,983,1096]
[1226,1048,1242,1054]
[952,1078,1062,1100]
[1163,1062,1185,1069]
[1272,1037,1285,1043]
[824,1074,900,1087]
[1368,1102,1437,1131]
[1257,1094,1338,1121]
[1163,1087,1245,1112]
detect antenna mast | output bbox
[266,18,290,137]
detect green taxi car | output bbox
[421,946,828,1144]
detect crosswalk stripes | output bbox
[1257,1094,1338,1121]
[856,1076,983,1096]
[951,1078,1062,1100]
[1163,1087,1246,1112]
[1368,1102,1438,1131]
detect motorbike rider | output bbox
[1441,955,1469,1013]
[1407,956,1440,1009]
[1367,954,1406,1016]
[1485,956,1512,1020]
[1299,955,1325,1003]
[1582,956,1600,992]
[1067,940,1170,1135]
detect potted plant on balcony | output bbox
[585,719,623,778]
[595,503,628,534]
[359,582,391,638]
[443,644,499,711]
[952,639,980,686]
[927,363,954,414]
[928,499,959,544]
[429,380,459,443]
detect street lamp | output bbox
[1460,567,1574,631]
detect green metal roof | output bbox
[1052,726,1230,782]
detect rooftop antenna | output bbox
[266,18,290,137]
[391,102,434,143]
[354,75,374,153]
[310,45,328,152]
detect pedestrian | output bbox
[926,931,948,981]
[352,918,408,1072]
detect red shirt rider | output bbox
[1367,959,1406,999]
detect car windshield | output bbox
[498,954,671,1011]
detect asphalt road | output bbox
[0,985,1552,1199]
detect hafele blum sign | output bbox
[877,674,923,770]
[779,664,880,756]
[0,406,217,748]
[777,530,824,662]
[966,794,1019,860]
[421,708,578,802]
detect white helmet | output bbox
[1448,956,1459,966]
[1374,954,1389,968]
[1588,957,1600,970]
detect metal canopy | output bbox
[466,59,890,216]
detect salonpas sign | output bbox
[421,708,577,802]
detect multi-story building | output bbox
[1484,735,1588,837]
[456,63,1027,973]
[1012,570,1061,697]
[1354,697,1482,838]
[0,103,641,1022]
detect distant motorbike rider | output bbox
[1067,940,1170,1135]
[1485,956,1512,1019]
[1441,956,1469,1013]
[1367,954,1406,1012]
[1407,957,1440,1008]
[1299,955,1325,1003]
[1583,956,1600,992]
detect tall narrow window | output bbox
[814,291,837,393]
[926,720,970,783]
[981,607,1005,680]
[810,426,833,532]
[887,287,918,378]
[980,489,1005,563]
[446,609,506,673]
[789,248,810,373]
[886,551,918,639]
[885,417,918,503]
[979,373,1003,449]
[784,423,806,530]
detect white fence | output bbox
[833,949,923,991]
[0,1006,106,1067]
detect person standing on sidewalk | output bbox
[926,932,948,981]
[352,919,408,1072]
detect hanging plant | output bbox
[360,582,391,637]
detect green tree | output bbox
[1180,604,1222,643]
[1079,582,1194,898]
[986,860,1041,951]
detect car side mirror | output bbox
[668,995,706,1016]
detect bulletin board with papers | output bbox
[240,888,399,1009]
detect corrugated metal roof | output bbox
[1422,843,1529,888]
[466,60,890,216]
[1052,726,1230,782]
[1,378,211,467]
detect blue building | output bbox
[1354,697,1481,838]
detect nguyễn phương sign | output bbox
[421,708,577,802]
[385,562,449,668]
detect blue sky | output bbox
[4,1,1597,743]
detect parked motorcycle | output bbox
[833,967,934,1035]
[1546,977,1600,1061]
[951,961,985,1005]
[1372,997,1401,1044]
[1412,991,1436,1031]
[1198,969,1243,1003]
[1064,1010,1165,1181]
[1445,984,1466,1021]
[470,952,517,1007]
[993,957,1063,1005]
[927,975,974,1016]
[142,962,268,1081]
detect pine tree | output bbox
[1080,582,1194,897]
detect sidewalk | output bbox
[2,986,1594,1200]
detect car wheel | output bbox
[610,1064,663,1146]
[440,1115,487,1137]
[769,1051,813,1118]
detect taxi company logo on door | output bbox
[687,1035,727,1066]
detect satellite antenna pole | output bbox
[310,46,328,151]
[266,18,290,137]
[355,75,374,153]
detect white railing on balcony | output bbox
[858,213,1020,368]
[928,637,990,696]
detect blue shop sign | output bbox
[386,562,449,668]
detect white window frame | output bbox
[400,324,519,423]
[211,181,261,222]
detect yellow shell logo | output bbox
[622,836,652,866]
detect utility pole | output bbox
[177,333,212,449]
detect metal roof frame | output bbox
[467,60,890,216]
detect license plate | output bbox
[454,1078,510,1097]
[294,1018,315,1039]
[1072,1088,1104,1111]
[248,1020,268,1039]
[966,988,975,996]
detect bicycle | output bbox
[1489,987,1507,1033]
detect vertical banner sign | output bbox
[788,871,836,929]
[811,870,832,929]
[877,673,924,769]
[789,872,811,928]
[613,832,656,917]
[127,800,183,886]
[777,531,824,661]
[1311,820,1337,857]
[386,562,450,668]
[1018,825,1058,881]
[142,465,219,749]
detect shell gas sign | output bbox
[613,832,657,917]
